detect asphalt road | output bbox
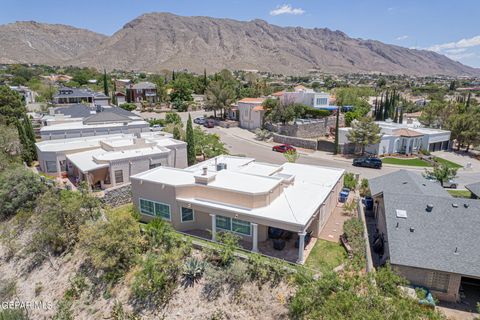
[209,126,480,188]
[137,110,480,187]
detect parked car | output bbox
[352,157,382,169]
[194,117,206,125]
[150,124,162,132]
[203,119,215,128]
[272,144,296,153]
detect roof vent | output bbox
[464,203,469,208]
[410,227,415,233]
[426,204,434,212]
[216,163,227,171]
[452,203,458,208]
[454,247,459,255]
[202,167,208,176]
[396,209,407,219]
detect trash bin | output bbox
[339,191,349,203]
[364,196,374,211]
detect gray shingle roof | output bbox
[52,104,139,120]
[465,182,480,198]
[369,169,451,198]
[83,111,132,124]
[382,193,480,278]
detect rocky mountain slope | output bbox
[1,13,479,76]
[0,21,107,65]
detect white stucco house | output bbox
[279,85,334,110]
[338,121,451,155]
[234,98,266,130]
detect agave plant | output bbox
[182,258,207,286]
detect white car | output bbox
[425,176,458,189]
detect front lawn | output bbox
[305,239,347,273]
[381,157,432,167]
[433,156,463,169]
[447,189,472,198]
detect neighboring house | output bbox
[41,103,142,126]
[465,182,480,199]
[115,79,132,91]
[40,114,149,140]
[369,170,480,302]
[115,92,126,105]
[36,132,187,190]
[280,86,335,110]
[338,121,451,155]
[235,98,266,130]
[9,85,35,103]
[126,82,157,103]
[131,155,344,264]
[53,87,110,106]
[39,104,148,140]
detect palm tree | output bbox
[205,80,235,119]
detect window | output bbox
[215,215,251,236]
[155,202,170,219]
[181,207,194,222]
[316,98,328,105]
[139,199,171,220]
[140,199,154,215]
[232,218,251,235]
[216,215,231,230]
[114,170,124,183]
[45,161,57,173]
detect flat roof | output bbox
[67,149,109,172]
[36,132,176,153]
[132,156,344,228]
[94,146,170,161]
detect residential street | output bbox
[137,111,480,188]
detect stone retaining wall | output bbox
[100,183,132,207]
[273,134,336,152]
[266,115,344,138]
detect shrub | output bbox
[343,172,357,190]
[254,128,272,141]
[182,257,206,286]
[0,279,16,300]
[79,209,142,279]
[110,301,140,320]
[143,218,191,256]
[247,254,291,286]
[30,190,99,256]
[0,166,45,219]
[52,299,73,320]
[119,103,136,111]
[343,218,366,267]
[164,112,183,127]
[216,232,240,266]
[131,251,182,306]
[359,178,370,197]
[0,309,30,320]
[64,274,88,300]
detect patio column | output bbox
[251,223,258,253]
[210,214,216,242]
[297,231,306,264]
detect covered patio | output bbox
[184,228,316,264]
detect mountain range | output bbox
[0,12,478,76]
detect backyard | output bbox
[304,239,347,273]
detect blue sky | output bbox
[1,0,480,68]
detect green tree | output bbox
[423,163,458,187]
[173,126,181,140]
[0,166,45,219]
[186,114,196,165]
[164,112,183,127]
[266,102,296,124]
[205,80,235,118]
[31,190,99,256]
[193,127,228,161]
[79,208,142,277]
[334,109,340,154]
[0,124,22,169]
[346,117,382,155]
[103,69,109,96]
[169,78,193,111]
[0,86,26,122]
